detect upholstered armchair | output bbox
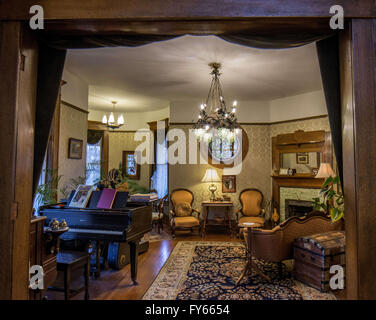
[236,189,265,233]
[247,212,343,277]
[170,189,201,238]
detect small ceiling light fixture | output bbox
[102,101,125,130]
[193,62,240,140]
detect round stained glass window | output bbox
[209,135,241,163]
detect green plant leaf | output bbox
[323,176,333,188]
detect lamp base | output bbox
[209,184,217,201]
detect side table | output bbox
[201,201,233,237]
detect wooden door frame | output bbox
[1,1,376,300]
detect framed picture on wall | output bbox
[296,152,309,164]
[68,138,83,159]
[222,175,236,193]
[122,150,141,180]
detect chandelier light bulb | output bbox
[117,114,124,125]
[205,124,210,131]
[102,115,107,124]
[198,115,202,119]
[233,100,237,106]
[232,108,236,113]
[200,104,205,110]
[108,112,115,124]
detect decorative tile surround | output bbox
[279,187,322,221]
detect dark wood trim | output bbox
[340,19,376,300]
[0,23,38,299]
[61,100,89,114]
[13,24,38,300]
[87,121,109,175]
[339,24,357,300]
[103,131,109,175]
[169,115,329,127]
[1,1,375,20]
[148,119,169,189]
[0,22,21,300]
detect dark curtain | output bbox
[316,35,343,186]
[33,44,66,195]
[220,33,329,49]
[87,130,104,145]
[34,30,341,197]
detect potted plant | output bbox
[312,176,344,222]
[35,169,63,209]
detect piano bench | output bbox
[49,250,90,300]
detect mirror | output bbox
[280,152,322,174]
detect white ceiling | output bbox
[65,35,323,112]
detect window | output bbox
[33,154,47,211]
[151,136,168,199]
[86,138,102,185]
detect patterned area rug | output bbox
[143,241,336,300]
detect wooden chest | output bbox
[294,231,345,292]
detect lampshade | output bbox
[202,168,221,183]
[315,163,335,178]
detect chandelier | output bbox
[193,62,240,140]
[101,101,125,130]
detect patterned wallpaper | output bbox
[58,104,88,198]
[169,116,331,220]
[108,131,150,188]
[270,116,330,136]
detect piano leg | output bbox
[129,240,139,285]
[95,240,101,279]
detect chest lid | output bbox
[294,231,345,256]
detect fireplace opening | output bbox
[285,199,314,220]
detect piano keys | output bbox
[39,201,152,284]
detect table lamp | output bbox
[315,163,334,179]
[315,163,334,214]
[202,168,221,201]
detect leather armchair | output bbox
[236,189,265,232]
[170,189,201,238]
[247,212,343,277]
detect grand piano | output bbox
[39,191,152,284]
